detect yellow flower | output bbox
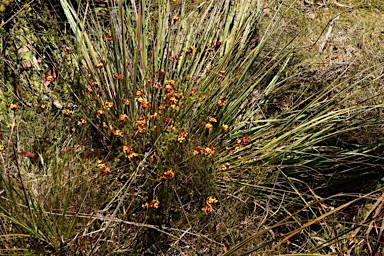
[98,122,108,128]
[151,199,160,208]
[96,110,105,117]
[122,145,133,154]
[77,119,87,126]
[142,199,160,209]
[113,129,123,137]
[169,97,178,105]
[156,169,175,182]
[85,87,93,94]
[123,99,130,105]
[104,101,113,110]
[127,152,138,160]
[203,146,215,157]
[62,109,71,116]
[165,80,176,86]
[95,62,104,69]
[221,124,229,131]
[193,146,202,155]
[177,131,188,143]
[136,90,145,97]
[8,123,17,129]
[0,145,4,151]
[150,112,161,120]
[113,73,123,80]
[40,104,46,109]
[173,16,180,21]
[9,103,18,111]
[119,114,129,122]
[206,196,218,205]
[203,123,213,130]
[209,116,217,123]
[186,45,194,54]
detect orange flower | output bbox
[88,80,97,87]
[170,55,178,62]
[113,129,123,137]
[141,100,151,109]
[203,146,215,157]
[104,102,113,110]
[122,145,134,154]
[77,119,87,126]
[135,117,147,133]
[142,199,160,209]
[156,169,175,182]
[119,114,129,122]
[177,131,188,143]
[92,94,100,102]
[62,109,71,116]
[203,196,218,214]
[237,134,251,146]
[136,90,145,97]
[96,110,105,117]
[97,160,111,175]
[45,74,55,83]
[127,152,138,160]
[150,112,162,120]
[114,73,123,80]
[156,69,165,75]
[186,46,194,54]
[173,16,180,21]
[206,196,218,205]
[218,163,230,171]
[203,123,213,130]
[98,122,108,128]
[85,87,93,94]
[9,103,18,111]
[189,88,198,96]
[95,63,104,69]
[209,116,217,123]
[221,124,229,131]
[193,146,202,155]
[123,99,130,105]
[64,47,73,53]
[169,97,178,105]
[218,100,226,106]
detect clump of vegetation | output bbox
[1,0,383,254]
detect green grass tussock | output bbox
[0,0,384,254]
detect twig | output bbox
[319,13,340,52]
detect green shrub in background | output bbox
[1,0,383,254]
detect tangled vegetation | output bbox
[1,0,384,255]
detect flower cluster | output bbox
[121,145,138,160]
[8,123,17,129]
[135,117,147,133]
[156,169,175,182]
[193,145,215,157]
[142,199,160,209]
[96,160,111,175]
[177,131,188,143]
